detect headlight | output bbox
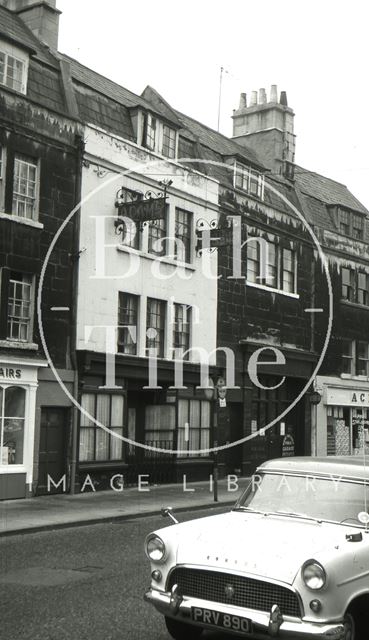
[145,535,166,562]
[302,561,326,590]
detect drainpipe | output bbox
[69,134,84,494]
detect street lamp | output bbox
[310,390,322,456]
[203,377,226,502]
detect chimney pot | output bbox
[259,88,267,104]
[280,91,288,106]
[250,91,257,106]
[239,92,247,109]
[270,84,278,102]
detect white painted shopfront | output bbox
[315,376,369,456]
[0,357,46,499]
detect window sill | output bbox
[341,299,369,310]
[340,374,369,382]
[0,211,43,229]
[0,465,26,474]
[116,245,195,271]
[0,340,38,350]
[246,281,299,299]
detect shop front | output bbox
[315,376,369,456]
[0,357,46,500]
[76,351,216,491]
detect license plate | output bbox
[191,607,252,633]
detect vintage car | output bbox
[144,457,369,639]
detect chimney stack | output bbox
[270,84,278,102]
[250,90,258,106]
[239,93,247,109]
[259,88,267,104]
[232,84,296,178]
[9,0,61,50]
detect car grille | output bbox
[167,567,301,617]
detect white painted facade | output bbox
[76,124,219,368]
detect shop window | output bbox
[234,163,265,200]
[246,235,297,294]
[12,154,38,220]
[79,393,125,462]
[0,385,25,466]
[146,297,166,357]
[341,340,369,376]
[148,215,167,256]
[177,398,210,457]
[352,408,369,454]
[4,271,34,343]
[0,45,28,94]
[117,293,138,355]
[327,406,350,455]
[173,303,191,360]
[174,208,192,263]
[144,404,175,454]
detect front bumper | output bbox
[144,586,345,639]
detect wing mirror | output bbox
[161,506,179,524]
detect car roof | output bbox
[257,456,369,481]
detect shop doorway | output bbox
[37,407,69,495]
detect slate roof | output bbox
[174,109,265,170]
[295,165,368,214]
[59,53,163,115]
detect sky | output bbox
[57,0,369,209]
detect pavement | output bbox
[0,477,249,537]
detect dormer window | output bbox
[234,162,264,200]
[0,42,28,94]
[146,114,156,150]
[162,125,176,159]
[141,112,177,159]
[337,207,365,240]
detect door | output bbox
[37,407,69,495]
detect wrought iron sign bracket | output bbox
[114,179,172,235]
[195,217,233,255]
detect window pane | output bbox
[110,427,123,459]
[173,304,190,359]
[146,298,165,357]
[80,394,95,426]
[111,395,124,426]
[162,125,176,158]
[95,428,109,460]
[118,293,138,354]
[265,242,277,287]
[96,394,110,425]
[247,240,259,282]
[79,429,94,461]
[13,155,37,220]
[174,209,192,263]
[148,216,166,256]
[4,386,25,417]
[3,418,24,464]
